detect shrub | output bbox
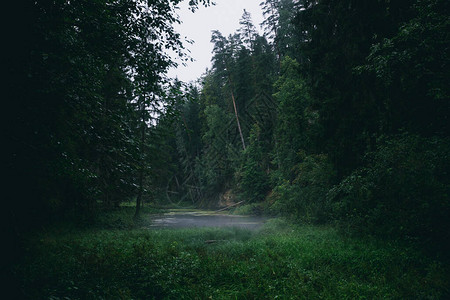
[329,133,450,254]
[269,153,335,223]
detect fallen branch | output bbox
[215,200,245,213]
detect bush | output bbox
[268,153,335,224]
[329,133,450,254]
[232,203,264,216]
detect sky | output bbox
[167,0,265,83]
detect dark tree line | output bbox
[165,0,449,255]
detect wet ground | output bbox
[149,210,268,230]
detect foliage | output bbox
[231,203,265,216]
[329,133,450,254]
[168,14,277,206]
[293,0,401,177]
[5,0,212,229]
[163,2,450,260]
[6,0,450,288]
[360,0,450,135]
[272,56,318,179]
[239,124,271,202]
[197,105,234,194]
[13,213,449,299]
[269,153,334,223]
[260,0,298,65]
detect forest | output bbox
[5,0,450,298]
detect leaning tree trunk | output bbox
[226,70,246,151]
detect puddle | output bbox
[149,210,267,229]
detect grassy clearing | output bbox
[13,209,449,299]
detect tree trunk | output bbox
[134,166,144,218]
[227,72,246,150]
[134,101,146,219]
[230,88,246,150]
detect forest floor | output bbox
[12,206,449,299]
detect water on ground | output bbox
[149,209,267,229]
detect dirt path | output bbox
[149,210,268,229]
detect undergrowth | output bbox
[12,211,449,299]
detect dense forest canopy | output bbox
[5,0,450,260]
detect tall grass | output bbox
[13,212,449,299]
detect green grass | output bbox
[13,211,449,299]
